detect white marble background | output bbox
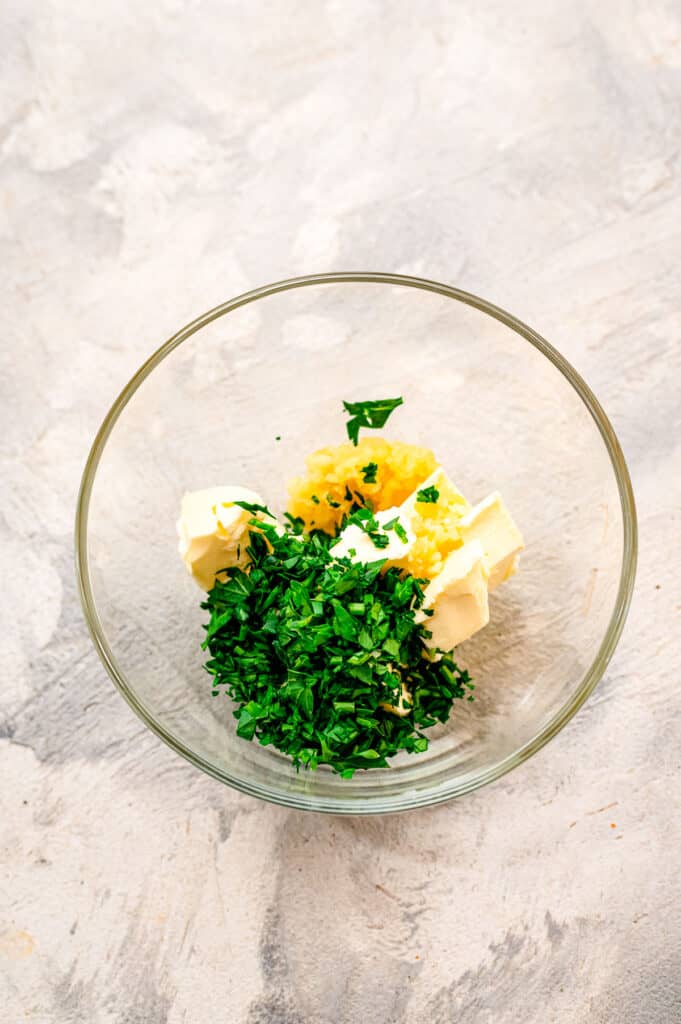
[2,2,680,1021]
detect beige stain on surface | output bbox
[582,567,599,616]
[0,930,35,960]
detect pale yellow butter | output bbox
[330,506,416,563]
[177,486,274,591]
[332,468,522,654]
[417,540,490,651]
[458,491,524,591]
[380,681,414,718]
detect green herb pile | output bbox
[202,509,474,776]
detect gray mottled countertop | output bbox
[1,2,680,1021]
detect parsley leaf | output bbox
[361,462,378,484]
[384,517,409,544]
[345,506,394,551]
[332,599,359,640]
[342,397,404,446]
[233,500,274,516]
[283,512,306,534]
[416,485,440,504]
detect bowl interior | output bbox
[78,275,635,812]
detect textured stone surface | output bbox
[1,2,680,1021]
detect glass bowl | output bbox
[76,273,636,813]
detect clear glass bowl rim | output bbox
[75,272,638,814]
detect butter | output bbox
[391,466,470,580]
[330,507,416,563]
[177,486,274,590]
[331,469,522,653]
[180,466,523,658]
[331,467,469,579]
[458,492,524,591]
[400,466,470,518]
[380,681,413,718]
[417,540,490,651]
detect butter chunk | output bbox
[392,467,471,579]
[400,466,470,518]
[177,486,274,590]
[458,492,524,591]
[380,681,413,718]
[417,541,490,651]
[331,507,416,564]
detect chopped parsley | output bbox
[202,518,473,775]
[343,397,404,446]
[361,462,379,484]
[311,494,320,505]
[345,507,392,550]
[283,512,305,534]
[327,494,341,508]
[347,510,410,550]
[383,517,409,544]
[233,500,273,516]
[416,485,440,504]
